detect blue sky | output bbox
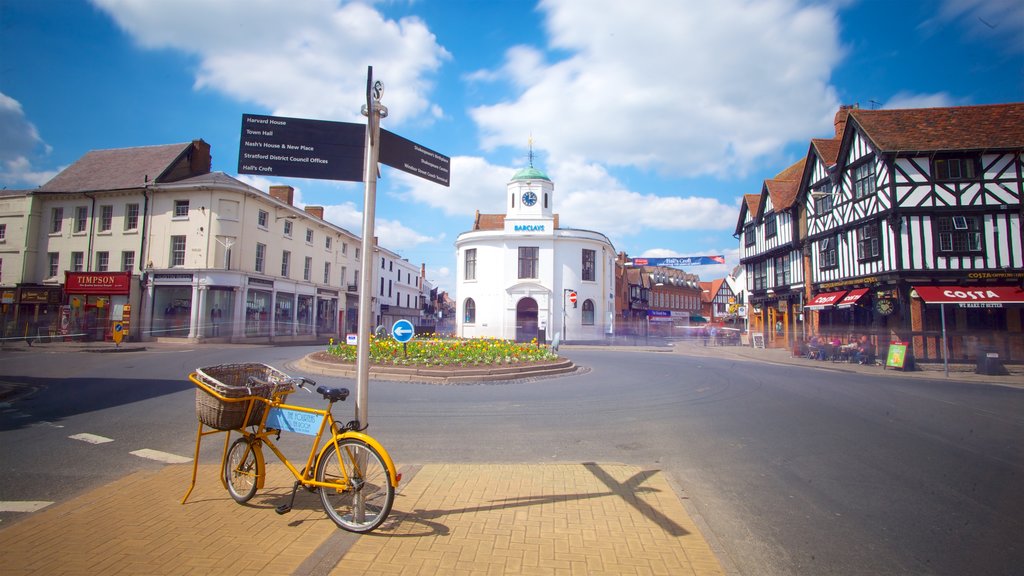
[2,0,1022,293]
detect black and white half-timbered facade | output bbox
[800,103,1024,364]
[736,160,807,348]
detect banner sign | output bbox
[628,256,725,267]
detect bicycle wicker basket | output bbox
[193,363,295,430]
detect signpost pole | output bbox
[355,66,387,431]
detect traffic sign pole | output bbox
[355,66,387,432]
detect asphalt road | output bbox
[1,343,1022,575]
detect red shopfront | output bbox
[64,271,133,341]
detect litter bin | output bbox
[975,346,1008,376]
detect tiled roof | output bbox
[811,138,841,165]
[743,194,761,216]
[765,178,800,211]
[849,103,1024,152]
[39,141,208,193]
[773,158,805,181]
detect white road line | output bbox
[0,501,54,513]
[130,449,192,464]
[69,433,113,444]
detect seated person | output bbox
[854,335,875,364]
[806,335,822,360]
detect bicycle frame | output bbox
[182,374,399,504]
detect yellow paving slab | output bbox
[0,462,725,576]
[342,463,725,576]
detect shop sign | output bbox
[20,288,57,304]
[65,271,131,294]
[2,290,14,304]
[248,277,274,287]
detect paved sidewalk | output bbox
[1,460,725,575]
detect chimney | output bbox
[189,139,212,175]
[304,205,324,219]
[269,185,294,205]
[834,104,856,138]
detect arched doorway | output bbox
[515,297,538,342]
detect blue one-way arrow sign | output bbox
[391,319,415,343]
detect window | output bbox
[99,205,113,232]
[281,250,291,277]
[751,261,767,290]
[72,251,84,272]
[936,215,983,253]
[819,235,838,269]
[856,222,881,261]
[0,223,6,241]
[258,210,269,228]
[306,228,314,244]
[170,235,186,266]
[342,242,348,255]
[582,249,596,281]
[852,162,875,200]
[464,298,476,323]
[122,251,135,272]
[355,247,360,260]
[464,248,477,280]
[75,206,88,233]
[774,254,790,287]
[744,223,755,247]
[51,207,63,234]
[95,251,109,272]
[518,246,538,279]
[381,258,385,269]
[174,200,189,218]
[283,220,293,237]
[48,252,59,277]
[255,243,266,272]
[341,266,348,287]
[124,203,139,231]
[812,185,833,213]
[582,299,595,325]
[303,256,312,281]
[324,262,331,284]
[325,236,332,250]
[764,213,777,238]
[934,157,977,181]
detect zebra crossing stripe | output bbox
[0,501,53,513]
[130,449,192,464]
[69,433,114,444]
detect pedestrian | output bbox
[709,325,718,346]
[702,326,709,347]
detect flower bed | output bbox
[324,335,559,367]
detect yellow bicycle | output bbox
[184,363,400,533]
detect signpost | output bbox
[237,114,364,181]
[236,67,449,436]
[392,319,414,343]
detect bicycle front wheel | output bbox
[316,438,394,533]
[224,437,260,503]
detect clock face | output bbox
[522,191,537,206]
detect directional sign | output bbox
[391,319,415,343]
[237,114,364,181]
[379,129,451,187]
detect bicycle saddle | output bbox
[316,386,350,402]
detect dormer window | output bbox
[764,212,777,238]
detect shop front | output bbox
[64,271,134,341]
[9,284,62,341]
[909,284,1024,363]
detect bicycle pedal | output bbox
[275,504,292,515]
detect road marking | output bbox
[69,433,113,444]
[0,501,53,513]
[130,449,192,464]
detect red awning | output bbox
[835,288,870,308]
[805,290,846,310]
[913,285,1024,306]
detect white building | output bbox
[3,139,429,344]
[455,165,616,342]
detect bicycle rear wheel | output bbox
[224,437,260,503]
[315,438,394,532]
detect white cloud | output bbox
[883,91,961,110]
[322,200,442,251]
[0,91,57,187]
[937,0,1024,52]
[469,0,843,179]
[396,155,515,216]
[90,0,450,125]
